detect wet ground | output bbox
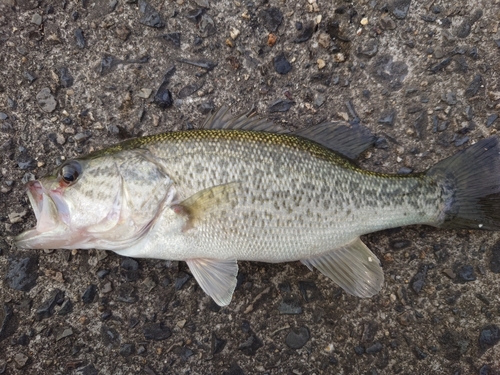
[1,0,500,374]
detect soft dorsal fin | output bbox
[301,238,384,298]
[292,122,375,160]
[202,106,288,133]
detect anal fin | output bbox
[186,258,239,306]
[301,238,384,298]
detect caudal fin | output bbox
[426,137,500,230]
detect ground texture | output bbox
[1,0,500,374]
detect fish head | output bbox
[15,150,173,250]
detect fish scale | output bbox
[15,107,500,306]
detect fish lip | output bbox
[15,180,71,249]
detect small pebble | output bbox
[274,53,292,75]
[31,13,42,25]
[143,323,171,340]
[317,59,326,69]
[74,28,85,48]
[285,326,310,349]
[36,87,57,112]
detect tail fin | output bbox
[426,137,500,230]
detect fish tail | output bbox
[426,137,500,230]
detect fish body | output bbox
[15,108,500,306]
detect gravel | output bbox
[2,0,500,373]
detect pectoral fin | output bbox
[172,182,240,231]
[301,238,384,298]
[186,258,239,306]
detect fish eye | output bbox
[59,160,82,186]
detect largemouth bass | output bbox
[15,107,500,306]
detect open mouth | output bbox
[15,180,70,249]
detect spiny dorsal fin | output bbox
[301,238,384,298]
[292,122,375,160]
[172,182,240,230]
[202,106,288,133]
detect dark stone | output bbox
[138,0,165,28]
[378,110,396,126]
[23,70,37,84]
[443,92,457,105]
[121,258,139,282]
[273,53,292,75]
[174,271,191,290]
[82,284,97,304]
[454,136,469,147]
[58,298,73,315]
[454,265,476,283]
[298,280,321,302]
[259,7,282,32]
[268,99,295,113]
[199,101,214,114]
[490,240,500,273]
[479,325,500,351]
[239,334,263,356]
[212,332,226,355]
[410,264,428,294]
[36,289,65,320]
[59,67,74,88]
[144,323,171,340]
[178,58,217,71]
[17,153,37,170]
[0,304,17,343]
[454,55,468,73]
[465,74,482,98]
[97,269,110,279]
[161,32,181,47]
[0,113,8,120]
[117,283,138,303]
[154,83,173,109]
[185,8,204,23]
[119,343,135,357]
[479,365,491,375]
[390,0,411,19]
[361,321,379,343]
[370,55,408,91]
[414,111,427,139]
[390,239,411,251]
[224,363,246,375]
[354,345,365,355]
[178,81,205,99]
[241,320,251,333]
[6,255,38,291]
[429,57,452,74]
[278,295,302,314]
[357,40,378,58]
[421,14,436,22]
[285,326,310,349]
[413,346,427,359]
[101,325,120,347]
[294,21,315,43]
[75,28,85,48]
[398,167,413,174]
[173,346,193,361]
[454,10,482,38]
[486,114,498,128]
[365,342,383,354]
[75,364,98,375]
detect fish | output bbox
[15,107,500,306]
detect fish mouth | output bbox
[15,181,72,249]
